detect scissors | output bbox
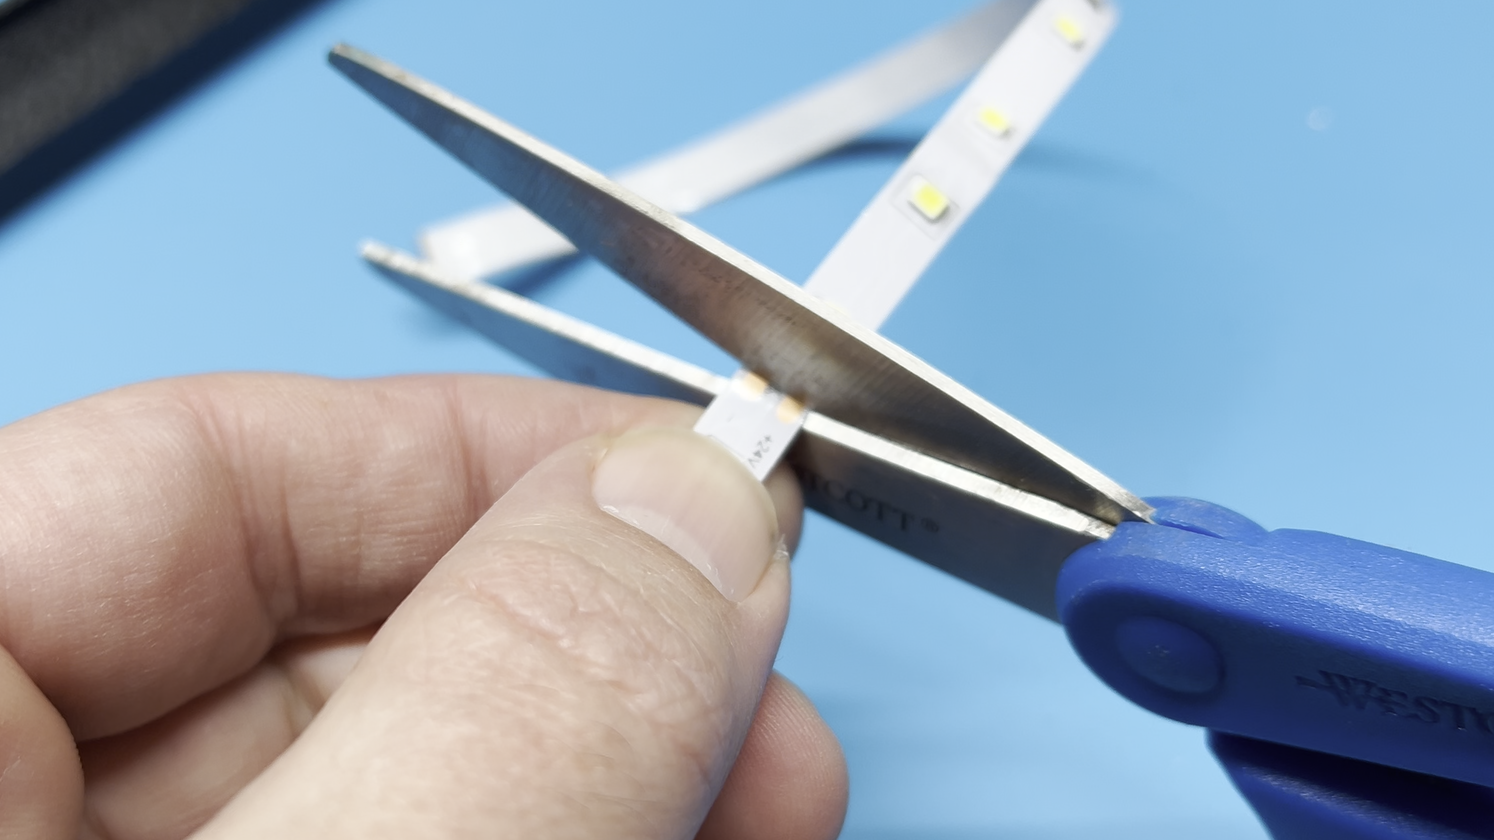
[328,28,1494,840]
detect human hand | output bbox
[0,374,846,839]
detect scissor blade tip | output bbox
[359,238,391,257]
[328,42,367,62]
[327,43,358,68]
[359,242,426,278]
[328,44,400,83]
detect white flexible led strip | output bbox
[417,0,1035,282]
[695,0,1117,480]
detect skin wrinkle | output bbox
[521,508,723,645]
[581,528,722,678]
[443,532,735,808]
[510,531,725,716]
[222,380,439,638]
[352,392,447,616]
[173,396,290,713]
[177,384,276,636]
[160,385,295,683]
[335,671,557,815]
[452,537,729,723]
[267,412,306,638]
[505,447,788,816]
[440,379,492,530]
[0,375,843,839]
[540,723,660,818]
[294,379,529,632]
[291,399,365,632]
[557,526,705,625]
[282,388,346,624]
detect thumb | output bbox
[196,426,799,839]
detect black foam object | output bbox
[0,0,325,223]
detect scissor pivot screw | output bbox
[1114,616,1222,695]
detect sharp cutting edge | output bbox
[328,44,1149,527]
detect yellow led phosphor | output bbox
[977,105,1013,138]
[1054,14,1085,48]
[907,176,950,222]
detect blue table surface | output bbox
[3,1,1492,836]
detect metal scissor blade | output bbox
[417,0,1038,282]
[331,45,1150,526]
[362,241,721,406]
[363,243,1111,618]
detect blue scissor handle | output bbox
[1208,730,1494,838]
[1056,497,1494,790]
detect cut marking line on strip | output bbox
[697,371,807,477]
[695,0,1116,481]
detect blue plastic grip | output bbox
[1056,498,1494,789]
[1209,731,1494,839]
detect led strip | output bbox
[695,0,1117,479]
[417,0,1036,282]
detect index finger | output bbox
[0,373,700,739]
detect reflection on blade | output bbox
[363,242,1111,619]
[417,0,1039,283]
[363,241,720,406]
[332,45,1151,526]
